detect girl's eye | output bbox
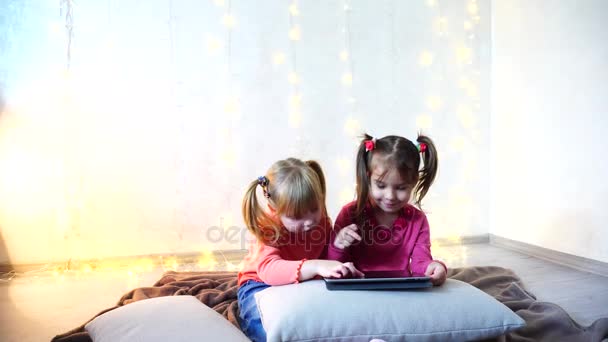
[376,184,385,189]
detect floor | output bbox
[1,243,607,342]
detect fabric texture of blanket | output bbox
[51,267,608,342]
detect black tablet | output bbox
[324,270,433,291]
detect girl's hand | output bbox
[333,224,362,249]
[424,261,447,286]
[315,260,365,279]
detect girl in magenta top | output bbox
[328,133,447,286]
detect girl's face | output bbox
[279,207,322,233]
[369,165,412,214]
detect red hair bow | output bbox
[364,139,376,152]
[418,143,427,153]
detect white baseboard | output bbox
[433,234,490,246]
[489,234,608,277]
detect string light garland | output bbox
[338,0,359,206]
[59,0,89,265]
[288,1,302,128]
[0,0,487,281]
[166,0,190,245]
[389,0,397,116]
[341,0,359,138]
[60,0,74,70]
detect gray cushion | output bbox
[255,279,525,342]
[84,295,249,342]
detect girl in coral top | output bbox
[237,157,363,342]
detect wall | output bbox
[490,0,608,262]
[0,0,490,264]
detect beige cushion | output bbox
[85,295,249,342]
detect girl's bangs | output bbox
[276,176,323,218]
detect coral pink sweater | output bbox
[238,215,332,286]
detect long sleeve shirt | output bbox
[237,215,332,286]
[327,201,440,276]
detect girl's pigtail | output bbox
[305,160,326,199]
[355,133,374,219]
[306,160,329,220]
[414,134,438,207]
[242,179,262,238]
[242,178,279,243]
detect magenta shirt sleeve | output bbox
[409,213,434,276]
[326,205,352,262]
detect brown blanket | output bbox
[52,267,608,342]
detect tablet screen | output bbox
[324,270,430,284]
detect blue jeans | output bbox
[238,280,271,342]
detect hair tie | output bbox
[417,143,427,153]
[364,138,376,152]
[257,176,271,198]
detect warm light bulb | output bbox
[224,98,240,119]
[464,21,473,31]
[466,83,479,98]
[426,96,443,111]
[450,136,466,152]
[344,117,361,136]
[419,51,434,66]
[207,36,223,54]
[340,50,349,61]
[289,3,299,16]
[467,2,479,16]
[222,14,237,28]
[426,0,437,7]
[214,0,225,6]
[221,148,237,167]
[339,186,355,204]
[273,52,286,65]
[289,93,302,107]
[342,72,353,86]
[289,26,301,41]
[456,46,472,64]
[434,17,448,36]
[198,251,218,270]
